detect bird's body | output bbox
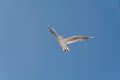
[48,25,94,52]
[58,36,70,52]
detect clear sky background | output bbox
[0,0,120,80]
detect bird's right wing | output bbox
[48,25,59,40]
[64,36,94,44]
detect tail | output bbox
[63,47,70,52]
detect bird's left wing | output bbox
[64,36,94,44]
[48,25,59,40]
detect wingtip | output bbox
[48,25,52,30]
[48,25,50,28]
[48,25,50,27]
[89,37,94,38]
[48,25,54,29]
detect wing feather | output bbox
[48,25,59,40]
[64,36,93,44]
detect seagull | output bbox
[48,25,94,52]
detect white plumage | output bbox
[48,25,94,52]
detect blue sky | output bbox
[0,0,120,80]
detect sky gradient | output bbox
[0,0,120,80]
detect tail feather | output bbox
[63,48,70,52]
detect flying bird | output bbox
[48,25,94,52]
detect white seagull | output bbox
[48,25,94,52]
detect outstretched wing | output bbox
[64,36,94,44]
[48,25,59,40]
